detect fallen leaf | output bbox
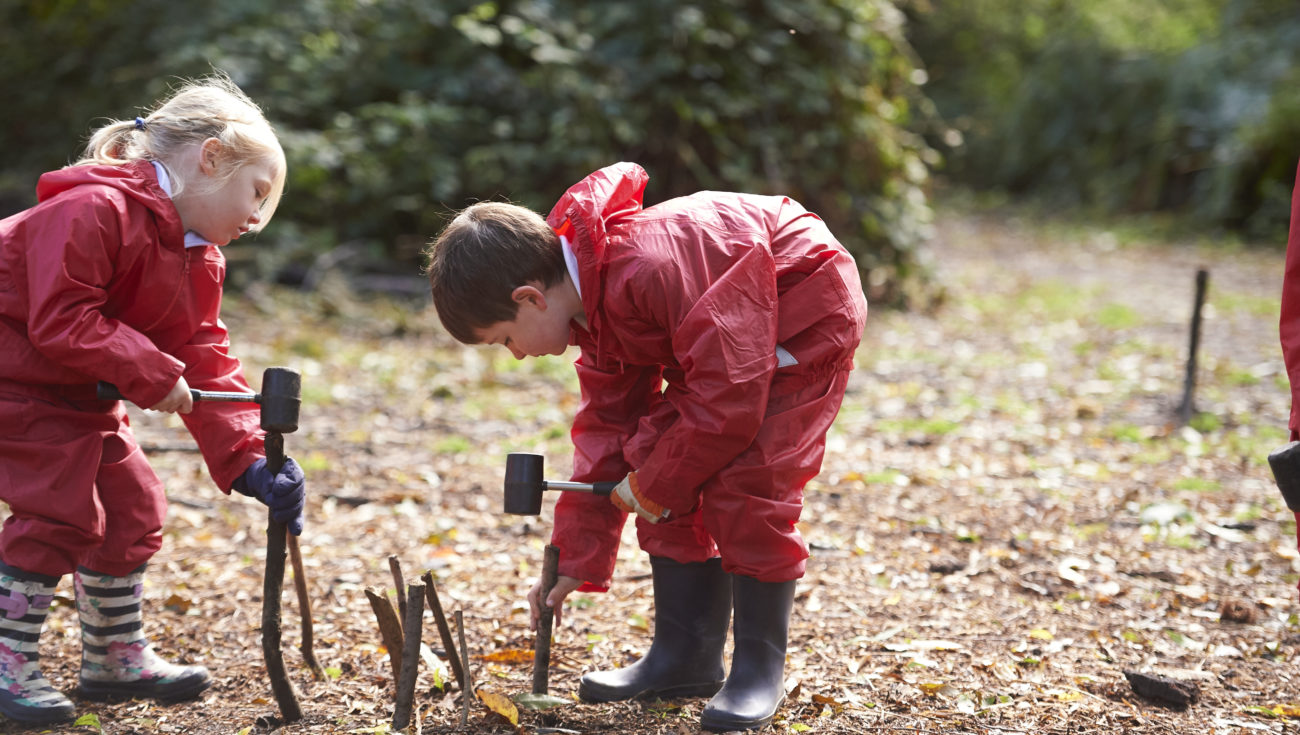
[163,593,194,614]
[478,688,520,725]
[479,648,534,664]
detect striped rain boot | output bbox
[0,563,74,724]
[74,565,211,702]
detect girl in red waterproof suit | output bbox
[427,162,867,731]
[0,76,305,725]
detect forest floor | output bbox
[4,207,1300,735]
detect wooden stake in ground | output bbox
[532,544,560,695]
[364,587,405,686]
[1178,268,1209,425]
[393,582,426,731]
[456,609,471,729]
[421,571,466,691]
[262,431,303,722]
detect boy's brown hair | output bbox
[426,202,567,344]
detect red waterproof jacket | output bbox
[0,161,263,492]
[1283,159,1300,440]
[546,163,864,589]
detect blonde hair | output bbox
[76,73,287,231]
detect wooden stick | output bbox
[389,555,407,623]
[261,432,302,722]
[532,545,560,695]
[365,587,405,687]
[393,582,426,731]
[1178,268,1209,424]
[288,535,324,680]
[456,609,471,729]
[420,571,465,692]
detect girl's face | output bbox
[175,139,278,246]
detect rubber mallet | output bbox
[504,452,616,515]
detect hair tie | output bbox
[134,117,146,131]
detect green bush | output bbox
[0,0,934,306]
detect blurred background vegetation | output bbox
[1,0,1296,307]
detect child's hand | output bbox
[148,377,195,414]
[528,574,581,631]
[611,472,669,523]
[232,457,307,535]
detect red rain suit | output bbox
[1283,159,1300,442]
[0,161,263,577]
[547,163,867,591]
[1280,159,1300,581]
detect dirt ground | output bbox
[3,209,1299,734]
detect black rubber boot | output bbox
[700,575,796,732]
[579,556,731,702]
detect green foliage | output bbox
[0,0,933,305]
[908,0,1300,242]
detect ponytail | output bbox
[80,119,147,166]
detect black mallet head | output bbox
[259,367,301,434]
[504,452,545,515]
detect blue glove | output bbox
[233,457,306,536]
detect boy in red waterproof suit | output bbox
[427,162,867,731]
[0,76,305,724]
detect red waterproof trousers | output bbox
[0,385,164,577]
[634,362,853,582]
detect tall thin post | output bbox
[262,432,302,721]
[1178,269,1209,425]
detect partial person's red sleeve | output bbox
[1282,159,1300,441]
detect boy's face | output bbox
[473,284,572,359]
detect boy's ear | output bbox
[511,283,547,309]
